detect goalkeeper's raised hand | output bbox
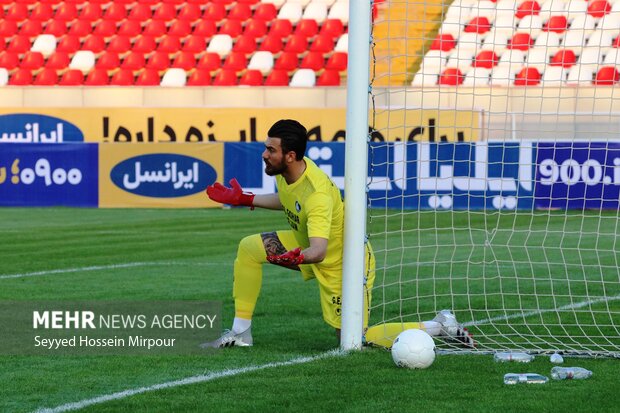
[206,178,255,209]
[266,247,305,266]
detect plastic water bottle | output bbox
[503,373,549,384]
[494,352,535,363]
[551,367,593,380]
[550,353,564,364]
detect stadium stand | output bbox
[0,0,349,86]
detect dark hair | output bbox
[267,119,308,161]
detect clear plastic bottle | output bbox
[494,352,535,363]
[504,373,549,384]
[551,367,593,380]
[550,352,564,364]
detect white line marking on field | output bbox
[465,293,620,327]
[0,262,227,280]
[33,349,346,413]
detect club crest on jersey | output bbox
[295,201,301,212]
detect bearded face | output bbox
[262,137,289,176]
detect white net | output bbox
[367,0,620,356]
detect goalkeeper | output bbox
[202,119,375,347]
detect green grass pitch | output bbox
[0,208,618,412]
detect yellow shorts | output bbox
[276,230,375,329]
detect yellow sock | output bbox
[365,322,425,348]
[232,234,267,320]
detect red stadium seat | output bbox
[45,52,70,69]
[543,15,568,33]
[464,16,491,34]
[168,20,192,37]
[5,3,28,21]
[274,52,298,71]
[182,35,207,53]
[33,68,58,85]
[84,68,109,85]
[295,19,319,38]
[193,20,217,37]
[514,67,541,86]
[133,36,157,53]
[128,4,152,21]
[20,51,44,69]
[136,69,161,85]
[146,51,170,70]
[157,36,181,53]
[300,51,324,71]
[212,69,238,85]
[222,52,247,70]
[178,4,201,21]
[9,69,33,85]
[187,69,211,85]
[197,52,221,71]
[233,35,257,54]
[96,51,120,69]
[243,19,268,38]
[118,20,142,37]
[203,3,226,21]
[82,35,106,53]
[588,0,611,18]
[309,34,334,53]
[473,50,499,68]
[56,35,80,53]
[320,19,344,39]
[509,33,534,50]
[254,3,277,21]
[55,3,78,21]
[515,0,540,18]
[438,68,464,85]
[0,51,19,70]
[108,35,132,53]
[19,20,43,37]
[284,34,309,53]
[228,3,252,21]
[239,69,263,86]
[7,36,31,53]
[613,36,620,48]
[110,69,134,85]
[69,20,93,37]
[103,3,127,21]
[59,69,84,85]
[550,49,576,67]
[79,3,102,21]
[325,52,347,71]
[316,69,340,86]
[0,21,18,37]
[30,3,53,21]
[268,19,293,37]
[143,20,167,37]
[121,52,146,70]
[594,66,619,85]
[43,21,67,37]
[153,3,176,21]
[172,51,196,70]
[260,34,284,53]
[218,20,243,38]
[264,69,289,86]
[93,20,117,37]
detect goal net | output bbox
[364,0,620,357]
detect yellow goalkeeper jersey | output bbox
[276,157,344,270]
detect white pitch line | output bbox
[0,262,227,280]
[33,349,346,413]
[465,293,620,327]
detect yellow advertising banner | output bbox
[0,108,479,143]
[99,143,223,208]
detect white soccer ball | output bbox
[391,329,436,369]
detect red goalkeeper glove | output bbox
[206,178,255,209]
[266,247,305,266]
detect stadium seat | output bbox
[207,34,233,57]
[193,20,217,37]
[310,34,335,53]
[295,19,319,38]
[588,0,611,18]
[438,67,464,85]
[539,0,565,20]
[55,3,78,21]
[508,33,534,50]
[515,0,541,18]
[222,52,247,71]
[30,3,53,21]
[46,52,70,69]
[118,20,142,37]
[562,30,588,48]
[264,69,289,86]
[67,20,92,37]
[121,52,146,70]
[244,19,268,38]
[570,14,596,31]
[19,20,43,37]
[20,51,44,70]
[43,21,67,37]
[489,65,515,85]
[462,67,491,86]
[303,2,328,23]
[517,15,543,37]
[0,21,18,37]
[499,49,526,65]
[187,69,211,86]
[135,69,161,86]
[421,50,448,71]
[588,30,613,48]
[168,20,192,38]
[233,35,258,54]
[157,36,181,53]
[327,1,349,24]
[203,3,226,21]
[268,19,293,37]
[566,65,594,84]
[274,51,299,71]
[239,69,263,86]
[0,51,19,70]
[541,66,567,85]
[153,3,176,21]
[320,19,345,39]
[316,69,340,86]
[325,51,347,70]
[177,4,201,21]
[59,69,84,85]
[334,33,348,52]
[534,31,560,48]
[107,35,132,54]
[525,47,549,70]
[70,50,95,73]
[84,68,109,85]
[285,34,309,53]
[160,68,187,86]
[110,69,134,86]
[212,69,238,86]
[594,66,619,84]
[133,36,157,53]
[300,51,325,71]
[182,35,207,53]
[603,48,620,65]
[543,15,568,33]
[31,34,56,57]
[143,20,167,37]
[259,34,285,53]
[289,68,316,87]
[464,16,491,34]
[218,20,243,38]
[7,36,31,53]
[146,51,170,70]
[82,35,106,53]
[566,0,588,15]
[411,72,438,86]
[0,68,8,86]
[247,51,274,74]
[5,3,29,21]
[96,51,120,69]
[278,3,303,24]
[473,50,499,68]
[128,3,152,21]
[254,3,278,21]
[103,3,127,21]
[172,52,196,70]
[458,33,484,52]
[79,3,102,21]
[228,3,252,21]
[33,68,58,85]
[197,52,221,71]
[9,69,32,85]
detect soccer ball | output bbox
[391,329,436,369]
